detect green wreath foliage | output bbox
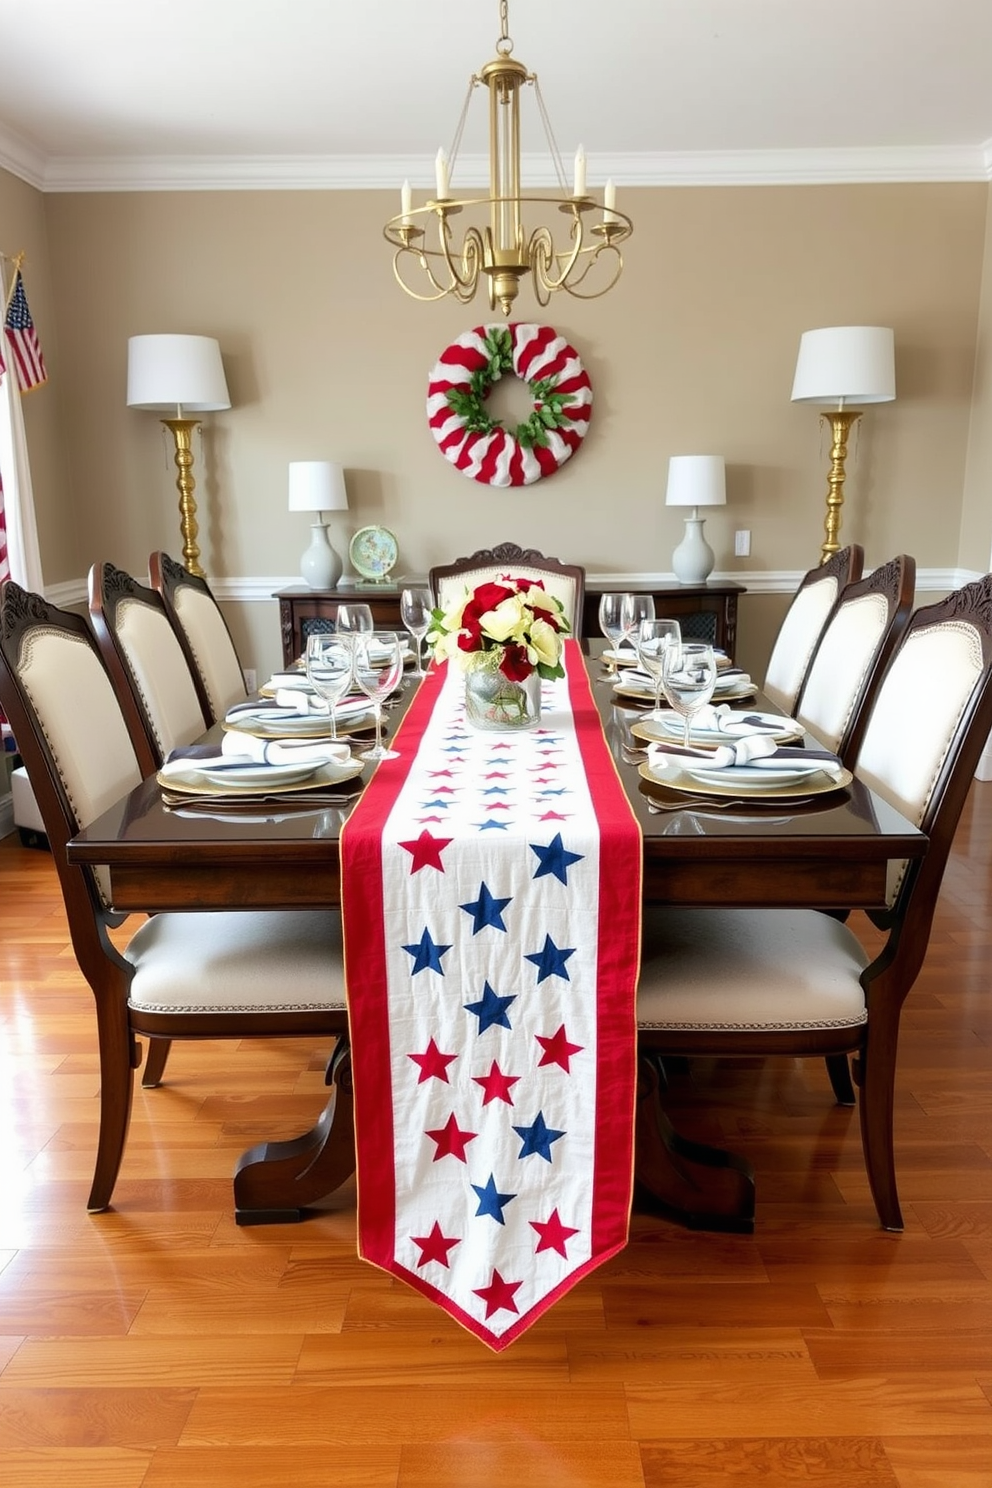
[445,327,573,449]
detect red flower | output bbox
[499,642,532,681]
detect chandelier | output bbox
[383,0,633,316]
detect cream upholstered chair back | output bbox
[148,552,248,723]
[88,562,209,766]
[763,546,865,713]
[794,555,915,760]
[429,542,586,633]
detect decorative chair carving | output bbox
[0,581,350,1215]
[429,542,586,632]
[148,551,248,724]
[637,573,992,1231]
[763,545,865,714]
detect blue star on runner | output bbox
[524,934,575,984]
[402,928,452,976]
[460,882,512,933]
[464,981,516,1034]
[530,832,584,884]
[513,1111,566,1162]
[472,1173,517,1225]
[476,818,510,832]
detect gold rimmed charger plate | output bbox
[157,758,365,800]
[224,709,375,740]
[631,711,805,748]
[615,680,757,706]
[637,758,852,802]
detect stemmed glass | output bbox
[620,593,655,654]
[662,641,718,748]
[597,593,627,682]
[636,618,682,717]
[304,633,355,742]
[352,631,404,762]
[335,602,374,641]
[400,586,434,678]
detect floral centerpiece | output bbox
[427,577,571,729]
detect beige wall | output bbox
[3,173,991,680]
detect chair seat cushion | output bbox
[638,907,869,1031]
[124,909,346,1014]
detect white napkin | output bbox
[161,735,351,777]
[688,705,781,736]
[647,735,844,776]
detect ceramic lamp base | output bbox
[299,522,342,589]
[671,516,715,585]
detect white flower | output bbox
[479,595,528,644]
[528,617,563,668]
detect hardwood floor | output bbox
[1,786,991,1487]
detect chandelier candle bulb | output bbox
[401,179,413,225]
[435,148,449,199]
[573,144,587,197]
[604,178,618,224]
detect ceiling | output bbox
[2,0,992,191]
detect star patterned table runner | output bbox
[340,640,641,1349]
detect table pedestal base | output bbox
[234,1041,356,1225]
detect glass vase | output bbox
[464,658,542,731]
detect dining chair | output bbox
[88,561,211,766]
[148,550,249,723]
[793,553,916,763]
[636,572,992,1231]
[762,545,865,713]
[429,541,586,632]
[0,580,350,1215]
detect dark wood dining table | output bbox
[66,647,927,1230]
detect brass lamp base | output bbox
[819,409,862,565]
[160,416,205,577]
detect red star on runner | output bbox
[411,1220,460,1268]
[473,1268,523,1319]
[417,815,445,824]
[530,1207,580,1257]
[472,1060,520,1106]
[408,1038,458,1084]
[425,1112,477,1163]
[483,771,510,779]
[399,829,453,873]
[538,809,569,822]
[428,769,455,777]
[536,1024,584,1072]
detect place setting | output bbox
[157,733,367,811]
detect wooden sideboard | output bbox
[275,579,745,666]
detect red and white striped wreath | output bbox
[426,323,593,488]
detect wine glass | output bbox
[400,586,434,678]
[597,593,626,681]
[662,641,718,748]
[334,602,374,642]
[636,618,681,717]
[352,631,404,762]
[304,633,354,742]
[619,593,655,654]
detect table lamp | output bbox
[665,455,726,584]
[791,325,896,564]
[288,461,349,589]
[126,334,231,578]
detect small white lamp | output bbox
[288,461,349,589]
[665,455,726,584]
[126,334,231,578]
[791,326,896,563]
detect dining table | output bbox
[66,643,927,1240]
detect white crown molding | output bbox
[12,143,991,195]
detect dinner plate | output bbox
[638,758,852,800]
[614,678,757,706]
[198,759,323,789]
[631,711,805,747]
[157,757,365,799]
[224,708,374,740]
[681,761,831,788]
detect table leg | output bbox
[633,1052,756,1233]
[233,1040,356,1224]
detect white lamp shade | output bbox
[288,461,349,513]
[791,326,896,406]
[665,455,726,508]
[126,334,231,412]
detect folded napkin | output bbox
[161,735,351,777]
[647,735,843,776]
[688,705,781,736]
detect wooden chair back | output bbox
[794,554,916,762]
[429,542,586,632]
[89,561,210,766]
[148,551,248,723]
[763,545,865,712]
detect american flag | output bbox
[4,269,47,393]
[342,643,640,1348]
